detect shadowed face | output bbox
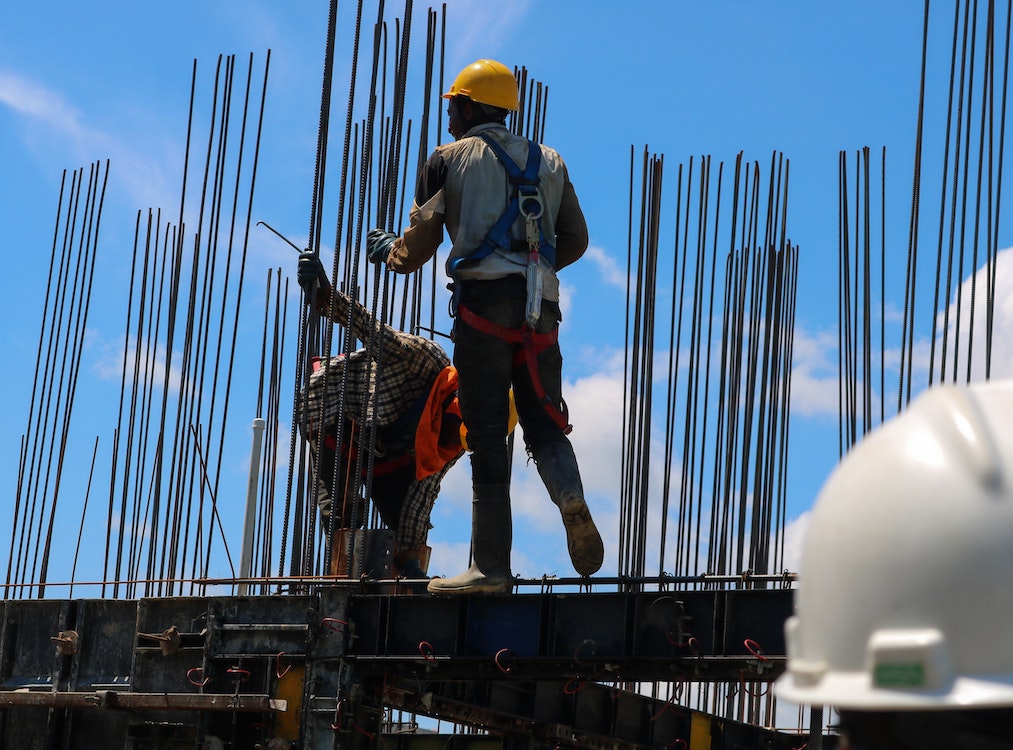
[447,96,470,140]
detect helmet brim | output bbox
[775,671,1013,710]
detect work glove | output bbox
[297,251,328,294]
[366,228,397,265]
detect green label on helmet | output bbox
[874,662,925,688]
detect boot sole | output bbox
[560,499,604,576]
[427,578,512,595]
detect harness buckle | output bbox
[519,188,544,252]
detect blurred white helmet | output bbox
[775,381,1013,709]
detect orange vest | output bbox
[414,366,463,480]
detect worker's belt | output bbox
[322,427,414,477]
[457,303,571,435]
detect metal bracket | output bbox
[51,630,79,656]
[137,625,182,656]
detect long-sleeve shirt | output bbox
[298,287,458,548]
[298,288,450,438]
[386,122,588,301]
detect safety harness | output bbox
[452,131,572,434]
[312,356,428,477]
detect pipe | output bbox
[238,417,267,595]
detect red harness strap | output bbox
[322,430,413,476]
[457,303,572,434]
[311,357,414,477]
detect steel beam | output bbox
[0,689,286,712]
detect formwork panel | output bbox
[64,709,131,750]
[1,707,55,750]
[531,680,570,725]
[0,599,70,690]
[648,699,693,749]
[344,594,385,655]
[132,597,211,694]
[550,593,627,660]
[721,588,792,658]
[632,590,719,658]
[314,586,351,658]
[612,689,650,743]
[386,596,461,656]
[487,680,535,718]
[208,594,314,656]
[572,684,612,736]
[71,598,137,690]
[465,594,543,658]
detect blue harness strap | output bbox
[449,132,556,275]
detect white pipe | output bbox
[237,417,267,596]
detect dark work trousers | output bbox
[316,421,413,531]
[454,276,573,487]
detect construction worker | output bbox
[775,381,1013,749]
[296,252,464,580]
[365,59,604,595]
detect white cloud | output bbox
[790,246,1013,424]
[427,540,470,578]
[90,335,183,395]
[0,71,84,131]
[584,244,628,290]
[778,511,810,575]
[787,326,839,418]
[928,245,1013,381]
[1,68,179,214]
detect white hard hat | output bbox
[775,381,1013,709]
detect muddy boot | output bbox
[533,441,604,576]
[427,485,513,595]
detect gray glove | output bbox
[366,229,396,264]
[297,251,328,294]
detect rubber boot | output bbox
[427,485,513,595]
[393,545,431,579]
[533,441,604,576]
[392,545,430,595]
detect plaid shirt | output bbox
[298,291,450,437]
[298,289,455,548]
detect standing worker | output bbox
[775,381,1013,749]
[297,253,465,580]
[365,59,603,595]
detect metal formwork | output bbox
[0,588,810,749]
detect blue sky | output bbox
[2,1,1011,593]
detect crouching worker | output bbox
[296,251,464,580]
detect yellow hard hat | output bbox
[442,59,518,111]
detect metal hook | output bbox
[494,647,512,674]
[256,220,303,253]
[563,675,585,695]
[744,638,768,661]
[322,617,347,633]
[276,651,292,679]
